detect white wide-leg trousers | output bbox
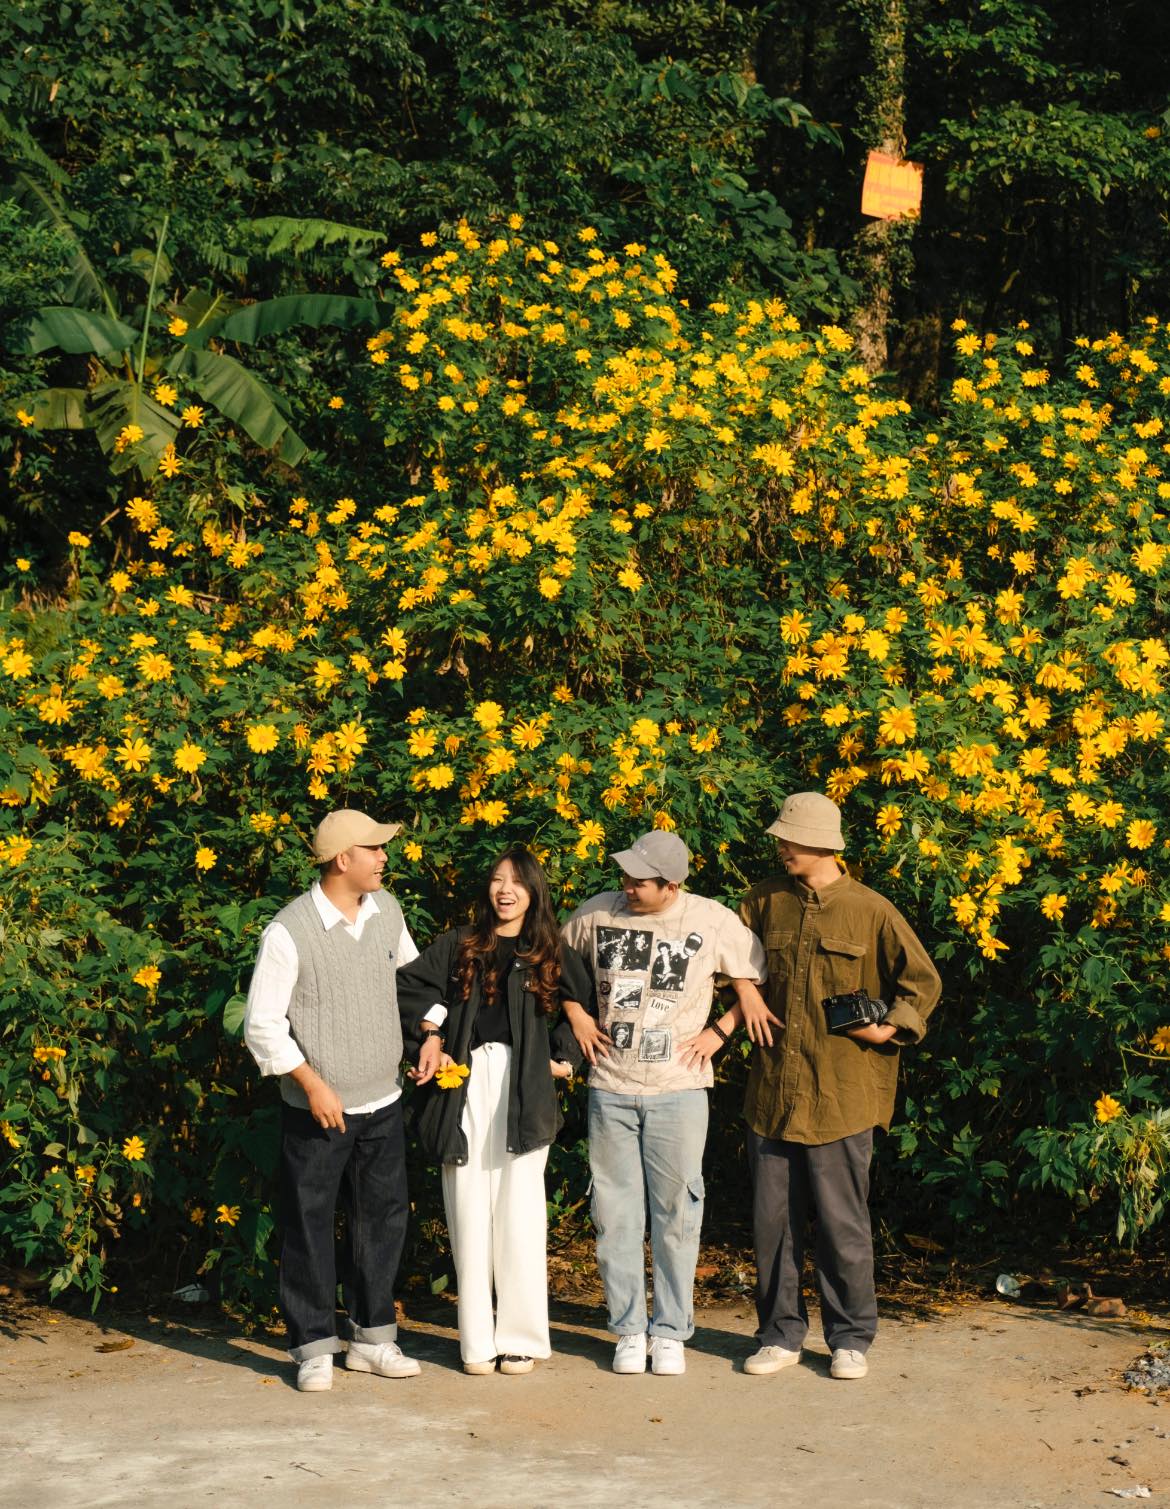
[441,1042,551,1364]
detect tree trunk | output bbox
[850,0,912,374]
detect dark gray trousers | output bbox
[748,1128,877,1353]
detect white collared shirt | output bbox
[243,882,444,1113]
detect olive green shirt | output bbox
[739,873,941,1146]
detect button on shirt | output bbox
[244,882,443,1114]
[739,872,941,1145]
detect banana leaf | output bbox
[188,293,383,348]
[15,388,89,430]
[89,379,182,475]
[18,307,140,358]
[166,347,309,465]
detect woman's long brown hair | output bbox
[453,845,562,1018]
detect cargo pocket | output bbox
[682,1175,705,1238]
[816,935,868,998]
[589,1180,604,1238]
[764,929,793,985]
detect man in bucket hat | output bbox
[737,792,940,1381]
[561,830,768,1377]
[244,809,442,1392]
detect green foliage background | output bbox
[2,0,1169,1307]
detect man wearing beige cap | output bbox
[245,808,440,1391]
[737,792,940,1381]
[562,831,768,1376]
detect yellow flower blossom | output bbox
[174,741,208,774]
[246,725,280,754]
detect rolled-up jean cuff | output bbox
[349,1320,398,1344]
[288,1335,344,1363]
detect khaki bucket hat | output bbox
[765,792,845,851]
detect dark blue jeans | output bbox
[278,1098,409,1361]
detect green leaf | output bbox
[88,379,182,473]
[17,307,140,358]
[222,994,248,1036]
[195,294,382,347]
[15,388,89,430]
[11,172,114,315]
[245,216,383,257]
[166,347,309,464]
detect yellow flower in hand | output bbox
[435,1062,470,1091]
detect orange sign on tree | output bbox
[861,150,923,221]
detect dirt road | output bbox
[2,1295,1166,1508]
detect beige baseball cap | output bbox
[766,792,845,851]
[611,830,690,883]
[312,808,402,864]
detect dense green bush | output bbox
[2,223,1168,1305]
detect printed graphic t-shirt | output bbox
[562,890,766,1095]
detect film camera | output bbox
[823,989,889,1035]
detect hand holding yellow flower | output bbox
[435,1061,470,1091]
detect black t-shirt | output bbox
[469,935,518,1049]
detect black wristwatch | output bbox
[420,1025,444,1046]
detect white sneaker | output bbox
[830,1347,868,1380]
[744,1344,802,1376]
[649,1337,685,1376]
[296,1355,333,1392]
[345,1340,420,1378]
[612,1333,648,1374]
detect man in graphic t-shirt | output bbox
[562,831,771,1377]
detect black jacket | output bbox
[398,928,593,1164]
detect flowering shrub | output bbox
[2,220,1169,1301]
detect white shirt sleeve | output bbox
[398,919,447,1027]
[398,921,420,965]
[243,921,307,1077]
[717,912,769,984]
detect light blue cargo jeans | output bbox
[588,1087,708,1340]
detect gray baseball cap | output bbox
[611,830,690,883]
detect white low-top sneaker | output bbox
[296,1355,334,1392]
[649,1337,685,1376]
[612,1333,648,1374]
[346,1340,421,1378]
[744,1344,802,1376]
[830,1347,868,1380]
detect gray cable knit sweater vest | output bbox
[274,889,405,1110]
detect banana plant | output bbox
[10,195,390,477]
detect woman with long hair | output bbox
[398,845,592,1374]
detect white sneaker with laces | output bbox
[744,1344,802,1376]
[612,1333,648,1374]
[296,1355,333,1392]
[649,1337,686,1376]
[830,1347,868,1380]
[345,1340,420,1378]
